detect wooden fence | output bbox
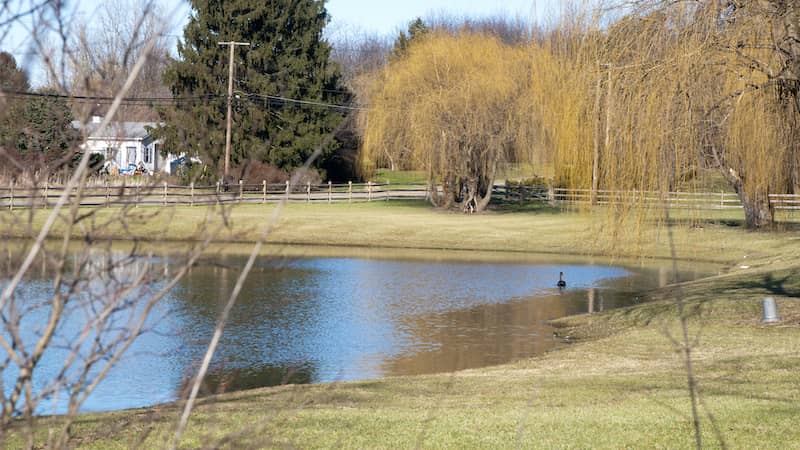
[495,185,800,210]
[0,181,427,209]
[0,181,799,211]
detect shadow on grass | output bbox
[556,265,800,341]
[488,201,564,215]
[667,216,800,232]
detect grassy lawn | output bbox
[372,169,427,185]
[2,201,800,448]
[4,200,798,263]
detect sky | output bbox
[1,0,560,87]
[326,0,554,35]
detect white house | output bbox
[72,117,180,174]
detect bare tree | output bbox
[0,3,243,449]
[69,0,172,121]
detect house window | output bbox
[126,146,136,165]
[105,147,116,161]
[143,146,152,164]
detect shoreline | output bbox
[4,203,800,447]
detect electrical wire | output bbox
[0,88,368,111]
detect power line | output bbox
[234,76,354,97]
[0,88,367,111]
[0,89,218,103]
[242,92,366,111]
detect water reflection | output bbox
[1,248,713,413]
[188,363,317,396]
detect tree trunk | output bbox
[474,184,493,212]
[740,192,774,229]
[710,146,775,229]
[459,162,496,213]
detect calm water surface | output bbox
[4,251,712,413]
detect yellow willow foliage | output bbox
[726,86,793,201]
[713,2,799,200]
[360,32,529,211]
[520,44,596,189]
[539,0,799,228]
[358,1,799,227]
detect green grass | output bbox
[372,169,427,185]
[3,201,800,448]
[4,200,798,263]
[372,164,554,184]
[368,166,753,196]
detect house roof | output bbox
[71,120,160,141]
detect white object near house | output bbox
[72,116,180,174]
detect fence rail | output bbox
[0,181,799,211]
[493,185,800,210]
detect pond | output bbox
[2,249,714,414]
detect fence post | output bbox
[9,181,14,211]
[262,180,267,204]
[328,181,332,204]
[285,180,290,198]
[547,182,555,204]
[720,190,724,209]
[368,181,372,202]
[239,180,243,204]
[385,180,390,201]
[519,185,524,205]
[306,181,311,203]
[105,181,110,208]
[216,181,221,206]
[163,181,168,206]
[348,181,352,203]
[191,182,195,207]
[43,181,48,209]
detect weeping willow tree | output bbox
[360,32,530,212]
[526,0,800,228]
[359,1,799,226]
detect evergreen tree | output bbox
[0,53,77,172]
[0,52,30,154]
[17,89,78,163]
[156,0,349,178]
[392,17,429,59]
[0,51,29,93]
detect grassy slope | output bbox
[5,200,798,262]
[4,201,800,448]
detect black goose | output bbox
[557,272,566,288]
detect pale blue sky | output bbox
[2,0,560,86]
[327,0,552,34]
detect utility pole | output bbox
[219,41,250,181]
[592,63,612,205]
[592,63,603,205]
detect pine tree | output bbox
[0,52,30,155]
[0,53,77,172]
[392,18,429,60]
[156,0,349,179]
[17,89,78,162]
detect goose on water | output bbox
[557,272,566,288]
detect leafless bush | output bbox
[0,2,243,449]
[235,160,288,185]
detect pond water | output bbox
[2,250,713,414]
